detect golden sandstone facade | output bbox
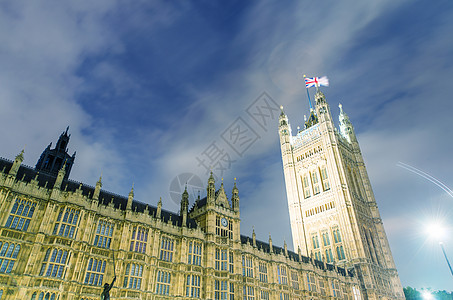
[0,131,361,299]
[278,89,405,300]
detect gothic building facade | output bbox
[278,89,405,299]
[0,132,361,299]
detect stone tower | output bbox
[278,88,404,299]
[35,127,76,179]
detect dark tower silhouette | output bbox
[35,127,76,179]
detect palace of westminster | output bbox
[0,88,405,299]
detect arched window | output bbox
[302,175,311,198]
[353,171,363,198]
[130,226,148,253]
[123,263,143,289]
[311,170,321,195]
[0,241,21,273]
[320,166,330,191]
[84,258,106,286]
[336,245,345,260]
[52,207,79,239]
[369,230,381,266]
[5,199,37,231]
[39,248,70,278]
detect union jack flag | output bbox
[304,76,329,88]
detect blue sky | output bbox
[1,0,453,291]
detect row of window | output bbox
[4,200,153,255]
[301,166,330,199]
[311,228,346,262]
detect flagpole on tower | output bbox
[303,75,314,112]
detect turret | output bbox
[269,234,273,253]
[181,186,189,226]
[278,106,291,141]
[127,184,134,210]
[338,103,357,143]
[207,171,215,203]
[231,179,239,212]
[9,149,24,176]
[314,90,333,124]
[93,175,102,201]
[284,240,288,257]
[53,162,66,190]
[35,127,75,179]
[252,228,256,247]
[157,197,162,219]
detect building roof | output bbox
[240,234,353,277]
[0,157,197,228]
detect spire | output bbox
[298,246,302,262]
[157,197,162,219]
[279,106,289,127]
[284,240,288,257]
[207,171,215,202]
[9,149,24,176]
[252,227,256,247]
[232,178,239,212]
[127,184,134,210]
[53,162,66,190]
[181,185,189,226]
[269,234,273,253]
[338,103,356,143]
[93,175,102,201]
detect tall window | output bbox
[333,228,342,243]
[279,293,289,300]
[336,245,345,260]
[93,220,114,249]
[156,270,171,295]
[312,234,321,261]
[186,274,201,298]
[84,258,106,286]
[188,241,202,266]
[320,166,330,190]
[332,280,341,297]
[319,279,326,296]
[52,207,79,238]
[215,248,228,271]
[312,235,320,249]
[277,265,288,285]
[242,255,253,277]
[160,236,175,262]
[291,271,299,290]
[243,286,255,300]
[229,252,234,273]
[130,226,148,254]
[258,262,268,282]
[311,171,321,195]
[322,232,330,247]
[0,241,20,273]
[307,273,317,292]
[302,175,311,198]
[353,171,363,198]
[39,248,70,278]
[229,283,234,300]
[325,248,334,263]
[123,263,143,289]
[214,280,228,300]
[5,198,36,231]
[260,291,269,300]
